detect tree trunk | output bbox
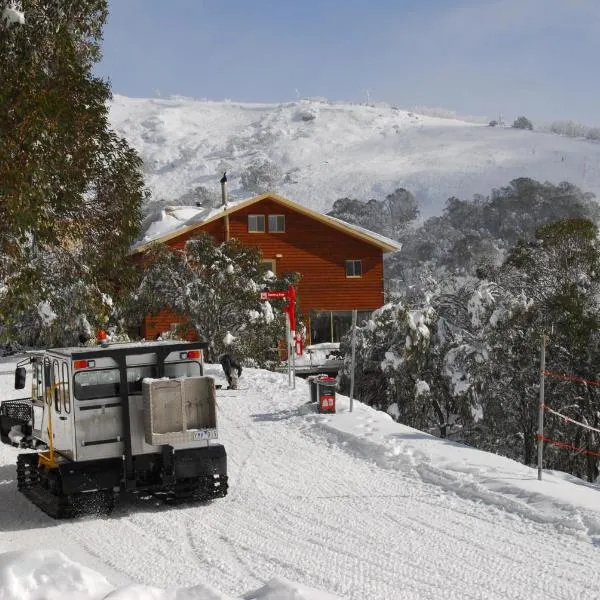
[431,398,447,439]
[523,427,535,465]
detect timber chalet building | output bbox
[130,192,400,344]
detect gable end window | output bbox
[268,214,285,233]
[345,260,362,278]
[248,214,265,233]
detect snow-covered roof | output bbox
[131,193,401,254]
[327,215,403,253]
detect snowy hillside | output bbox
[2,358,600,599]
[109,96,600,219]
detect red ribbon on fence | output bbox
[543,370,600,387]
[535,434,600,458]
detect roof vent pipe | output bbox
[220,171,230,241]
[220,172,228,208]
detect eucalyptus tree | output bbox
[0,0,145,344]
[477,218,600,479]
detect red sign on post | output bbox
[260,291,288,300]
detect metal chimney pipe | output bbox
[220,172,230,241]
[220,171,228,207]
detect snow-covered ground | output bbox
[1,356,600,599]
[109,96,600,222]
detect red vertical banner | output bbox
[285,285,296,333]
[259,285,298,386]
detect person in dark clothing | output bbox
[220,353,243,389]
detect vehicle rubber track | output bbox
[164,475,228,505]
[16,453,115,519]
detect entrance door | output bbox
[47,357,73,457]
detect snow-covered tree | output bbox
[345,212,600,481]
[128,233,298,364]
[339,292,476,439]
[391,178,600,299]
[327,188,419,242]
[474,218,600,478]
[512,116,533,130]
[0,245,118,346]
[240,157,282,193]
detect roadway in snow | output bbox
[1,360,600,599]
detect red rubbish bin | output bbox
[317,376,336,414]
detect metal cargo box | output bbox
[143,376,217,445]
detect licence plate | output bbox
[193,429,218,441]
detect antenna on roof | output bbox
[220,171,228,208]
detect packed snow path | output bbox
[1,364,600,599]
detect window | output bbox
[248,214,265,233]
[345,260,362,278]
[53,360,61,413]
[74,369,120,401]
[32,361,44,402]
[268,214,285,233]
[47,359,70,413]
[164,362,202,378]
[310,311,333,345]
[262,259,276,275]
[61,361,71,413]
[127,365,157,395]
[309,310,373,343]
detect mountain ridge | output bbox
[108,95,600,220]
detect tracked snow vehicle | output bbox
[0,340,227,518]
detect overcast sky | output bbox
[97,0,600,126]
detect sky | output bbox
[97,0,600,127]
[2,357,600,599]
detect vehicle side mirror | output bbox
[14,366,26,390]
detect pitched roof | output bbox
[130,193,402,255]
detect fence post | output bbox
[537,335,546,481]
[286,315,292,388]
[349,310,357,413]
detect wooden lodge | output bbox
[130,193,401,344]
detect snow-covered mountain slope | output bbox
[1,358,600,599]
[109,95,600,218]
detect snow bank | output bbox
[0,550,112,600]
[0,551,341,600]
[307,390,600,540]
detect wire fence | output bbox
[538,365,600,473]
